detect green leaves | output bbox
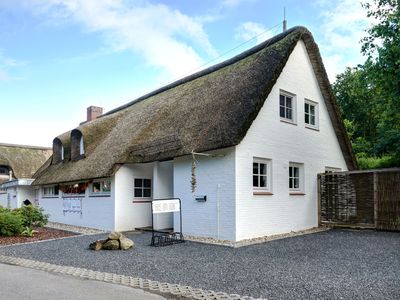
[333,1,400,168]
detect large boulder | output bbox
[120,236,134,250]
[102,239,120,250]
[108,231,123,240]
[89,239,107,251]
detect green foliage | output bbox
[21,226,37,237]
[332,1,400,168]
[357,154,400,170]
[14,205,49,228]
[0,211,23,237]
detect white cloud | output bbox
[0,50,27,81]
[27,0,217,79]
[235,22,274,45]
[316,0,371,81]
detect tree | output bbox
[333,0,400,168]
[361,0,400,158]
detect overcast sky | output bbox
[1,0,371,147]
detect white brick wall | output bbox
[173,148,236,241]
[235,40,348,240]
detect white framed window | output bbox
[79,135,85,155]
[90,179,111,195]
[134,178,152,198]
[304,100,318,129]
[289,162,304,192]
[43,185,59,197]
[253,158,272,192]
[280,91,296,123]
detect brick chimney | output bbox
[87,106,103,122]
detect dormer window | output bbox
[71,129,85,161]
[52,138,64,164]
[79,135,84,155]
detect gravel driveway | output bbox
[0,229,399,299]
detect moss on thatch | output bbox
[33,26,356,185]
[0,143,52,179]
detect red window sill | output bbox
[289,192,306,196]
[253,191,274,195]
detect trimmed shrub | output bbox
[14,205,49,228]
[0,211,23,236]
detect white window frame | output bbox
[61,145,64,160]
[90,179,111,196]
[289,162,304,193]
[253,158,272,192]
[79,135,85,155]
[304,99,319,129]
[134,178,152,198]
[280,90,297,124]
[42,185,59,197]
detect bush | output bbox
[0,211,23,236]
[14,205,49,228]
[357,154,400,170]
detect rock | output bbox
[102,239,120,250]
[120,236,134,250]
[89,239,106,251]
[108,231,122,240]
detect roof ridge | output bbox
[0,143,52,150]
[102,26,308,118]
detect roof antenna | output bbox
[283,7,287,32]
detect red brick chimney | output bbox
[87,106,103,122]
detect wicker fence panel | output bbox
[319,169,400,231]
[376,171,400,231]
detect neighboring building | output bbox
[33,27,356,241]
[0,143,52,209]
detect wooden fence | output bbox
[318,168,400,231]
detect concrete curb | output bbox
[0,255,257,300]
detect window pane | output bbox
[134,189,142,197]
[305,113,309,124]
[305,103,309,113]
[253,163,258,174]
[253,175,258,187]
[289,178,293,188]
[286,108,292,120]
[143,179,151,188]
[102,181,111,192]
[289,166,293,177]
[280,95,285,106]
[260,175,267,187]
[134,178,142,188]
[310,105,315,115]
[259,163,266,175]
[286,97,292,108]
[54,186,59,195]
[294,167,299,178]
[294,178,300,188]
[280,106,285,118]
[311,115,315,125]
[92,182,101,193]
[143,188,151,198]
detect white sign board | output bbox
[63,197,82,213]
[152,199,180,214]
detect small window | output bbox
[134,178,152,198]
[280,91,296,123]
[43,185,59,196]
[0,166,9,175]
[305,100,318,128]
[60,183,87,195]
[91,180,111,195]
[289,162,304,192]
[52,138,64,164]
[79,135,84,155]
[253,158,272,191]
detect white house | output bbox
[33,27,356,242]
[0,143,52,209]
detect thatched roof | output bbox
[0,143,52,182]
[33,26,356,185]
